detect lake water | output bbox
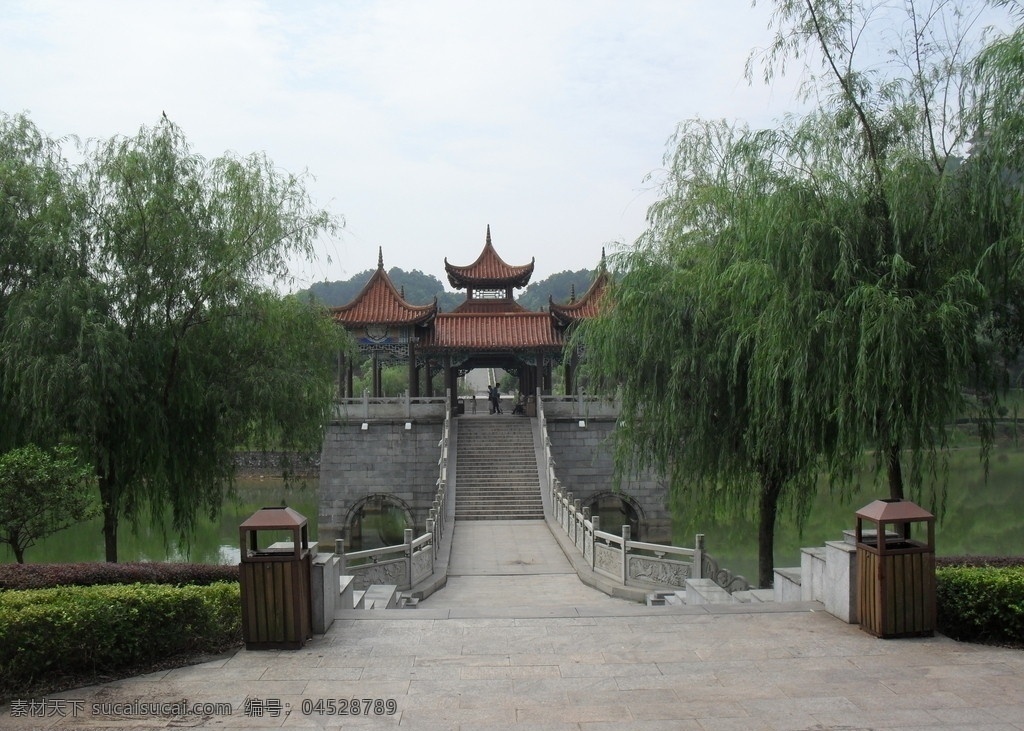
[3,444,1022,580]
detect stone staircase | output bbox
[455,417,544,520]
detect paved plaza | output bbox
[2,521,1023,730]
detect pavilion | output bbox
[330,226,608,408]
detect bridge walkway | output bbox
[424,410,629,609]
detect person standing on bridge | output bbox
[489,384,502,414]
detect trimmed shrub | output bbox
[0,561,239,590]
[936,566,1024,646]
[0,582,241,699]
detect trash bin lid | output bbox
[855,498,933,523]
[240,506,308,530]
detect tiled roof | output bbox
[330,261,436,327]
[421,312,564,350]
[549,270,610,327]
[451,298,528,314]
[445,226,534,289]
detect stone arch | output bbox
[586,491,645,540]
[343,493,414,551]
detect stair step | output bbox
[455,419,543,523]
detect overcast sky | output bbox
[2,1,805,292]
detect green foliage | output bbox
[0,561,239,590]
[576,1,1022,588]
[0,582,241,699]
[303,267,463,311]
[936,566,1024,645]
[300,266,600,314]
[518,268,598,311]
[0,445,97,563]
[0,113,343,561]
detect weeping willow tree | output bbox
[1,115,343,561]
[578,120,861,589]
[749,0,1012,502]
[577,0,1019,588]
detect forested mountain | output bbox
[517,269,598,311]
[298,267,600,312]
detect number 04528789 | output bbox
[300,698,397,716]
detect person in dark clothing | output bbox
[489,384,502,414]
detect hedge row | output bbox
[936,566,1024,646]
[0,582,241,700]
[0,561,239,590]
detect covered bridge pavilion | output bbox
[330,226,607,409]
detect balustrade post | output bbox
[694,533,705,580]
[590,515,600,570]
[573,499,582,545]
[621,524,631,585]
[426,518,435,560]
[582,506,591,560]
[405,528,414,588]
[336,533,347,575]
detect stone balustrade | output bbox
[537,393,750,594]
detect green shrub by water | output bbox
[0,582,241,700]
[936,566,1024,646]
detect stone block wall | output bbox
[318,419,445,544]
[545,417,672,542]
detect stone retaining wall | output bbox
[545,417,671,542]
[317,419,445,544]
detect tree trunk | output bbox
[757,472,785,589]
[886,442,904,500]
[12,534,25,564]
[99,467,119,562]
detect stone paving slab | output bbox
[3,522,1023,730]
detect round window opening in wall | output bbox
[587,492,641,540]
[345,494,413,552]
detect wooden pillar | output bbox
[372,352,381,397]
[408,341,418,397]
[443,355,455,409]
[535,350,544,398]
[423,358,432,397]
[346,359,354,398]
[342,348,350,399]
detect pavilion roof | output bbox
[549,269,611,328]
[445,226,534,289]
[330,249,437,327]
[421,312,564,351]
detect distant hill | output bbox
[297,267,600,312]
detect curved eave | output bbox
[330,267,437,327]
[549,271,610,327]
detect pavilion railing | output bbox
[333,391,448,421]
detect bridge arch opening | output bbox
[586,492,643,540]
[344,494,414,552]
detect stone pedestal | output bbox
[311,553,340,634]
[823,540,858,623]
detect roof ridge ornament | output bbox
[377,246,384,270]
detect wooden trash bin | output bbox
[855,499,936,638]
[238,506,313,650]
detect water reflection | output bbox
[3,445,1021,573]
[0,477,318,565]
